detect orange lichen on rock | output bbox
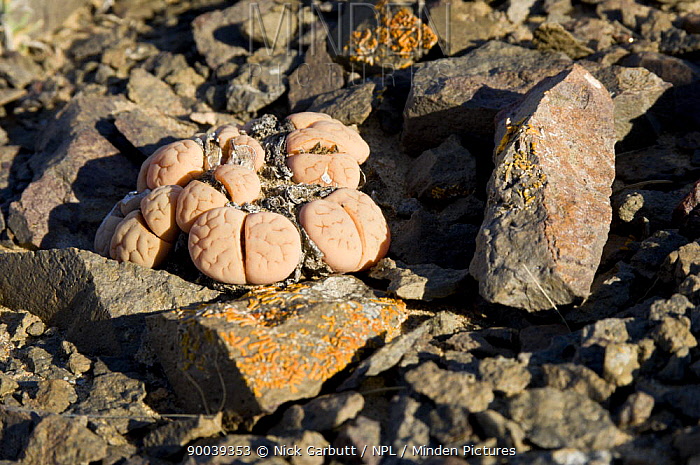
[345,0,438,68]
[147,276,407,416]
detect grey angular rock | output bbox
[8,94,138,249]
[0,405,35,460]
[472,409,528,452]
[402,41,571,155]
[428,404,474,448]
[540,363,615,402]
[478,356,531,396]
[629,230,688,280]
[0,248,219,355]
[510,449,613,465]
[114,106,197,158]
[147,276,405,417]
[71,363,158,435]
[405,361,494,412]
[385,395,430,465]
[617,392,654,427]
[602,342,639,386]
[288,35,344,112]
[506,387,629,449]
[127,68,187,116]
[533,22,594,59]
[21,415,108,465]
[619,51,700,87]
[406,135,477,201]
[583,64,671,147]
[308,82,375,126]
[29,379,77,414]
[334,416,382,465]
[470,65,615,311]
[240,1,300,51]
[652,316,697,354]
[368,258,469,301]
[143,413,222,457]
[226,52,296,113]
[192,2,270,69]
[569,261,636,323]
[339,318,432,390]
[428,0,513,56]
[277,392,364,433]
[617,144,694,185]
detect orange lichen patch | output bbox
[345,0,437,68]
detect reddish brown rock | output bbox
[469,65,615,311]
[147,276,406,417]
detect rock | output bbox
[506,387,629,449]
[7,94,138,249]
[661,242,700,287]
[533,22,594,59]
[616,144,694,185]
[240,1,300,52]
[192,2,267,69]
[619,51,700,87]
[182,435,287,465]
[390,209,479,268]
[334,416,382,465]
[402,41,571,155]
[510,449,613,465]
[0,406,35,460]
[30,379,77,414]
[114,107,198,158]
[404,361,494,412]
[71,364,158,435]
[583,64,671,147]
[470,65,615,311]
[1,0,89,46]
[385,395,430,463]
[147,276,405,417]
[602,342,639,386]
[368,258,470,301]
[472,409,528,452]
[539,363,616,402]
[288,36,344,112]
[339,318,432,390]
[143,413,222,457]
[278,392,364,433]
[652,316,697,354]
[428,404,474,448]
[569,261,636,323]
[478,356,531,396]
[406,135,477,201]
[0,374,18,398]
[67,352,92,375]
[127,68,187,116]
[428,0,513,56]
[226,52,296,113]
[629,230,688,280]
[0,52,42,88]
[617,392,654,427]
[663,385,700,420]
[21,415,108,465]
[506,0,537,24]
[519,324,570,353]
[580,317,629,346]
[0,248,219,356]
[307,82,375,126]
[0,308,45,346]
[447,328,518,358]
[613,189,684,233]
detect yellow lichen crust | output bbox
[344,0,438,68]
[495,119,548,212]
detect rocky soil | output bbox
[1,0,700,464]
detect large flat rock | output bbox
[0,248,219,355]
[470,64,615,311]
[147,276,406,417]
[402,41,572,155]
[7,95,138,249]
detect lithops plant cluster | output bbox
[94,112,390,287]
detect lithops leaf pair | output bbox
[95,112,390,287]
[285,112,370,189]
